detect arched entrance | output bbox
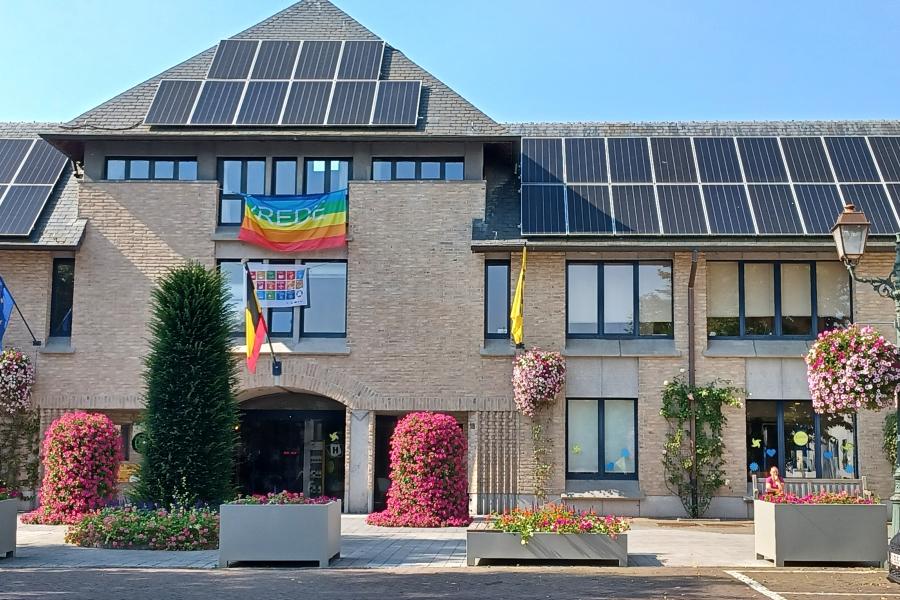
[236,390,346,501]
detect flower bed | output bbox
[761,491,876,505]
[467,504,630,566]
[229,491,338,505]
[65,506,219,550]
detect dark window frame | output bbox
[484,260,510,340]
[48,257,75,339]
[105,157,198,181]
[217,157,266,226]
[565,260,674,339]
[565,397,639,481]
[271,158,298,196]
[370,157,465,181]
[707,260,853,340]
[300,259,348,338]
[303,158,353,194]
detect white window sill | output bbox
[563,480,643,499]
[480,338,516,356]
[564,338,680,357]
[40,338,75,354]
[704,339,812,358]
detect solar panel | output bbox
[0,185,54,236]
[0,139,33,183]
[737,138,787,182]
[190,81,245,125]
[703,185,755,234]
[371,81,420,126]
[794,185,843,234]
[825,137,878,182]
[326,81,376,125]
[608,138,652,183]
[780,137,834,183]
[612,185,659,234]
[694,138,742,183]
[651,137,696,183]
[567,185,613,233]
[521,185,566,234]
[869,137,900,182]
[145,80,202,125]
[251,41,301,79]
[236,81,289,125]
[207,39,259,79]
[15,140,67,185]
[338,41,384,80]
[521,139,563,184]
[841,184,899,234]
[747,185,804,234]
[565,138,607,183]
[657,185,707,234]
[887,184,900,222]
[281,81,332,125]
[295,41,342,79]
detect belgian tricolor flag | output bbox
[244,263,268,374]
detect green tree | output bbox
[136,263,239,506]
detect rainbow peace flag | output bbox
[238,190,347,252]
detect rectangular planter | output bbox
[467,529,627,566]
[218,501,341,568]
[0,498,16,559]
[754,499,886,566]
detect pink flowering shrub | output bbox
[65,505,218,550]
[367,412,470,527]
[512,349,566,417]
[761,491,876,505]
[806,325,900,414]
[21,412,121,525]
[490,504,630,544]
[229,491,338,505]
[0,348,35,414]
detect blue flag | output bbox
[0,277,15,345]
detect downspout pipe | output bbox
[688,250,699,515]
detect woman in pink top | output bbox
[765,465,785,495]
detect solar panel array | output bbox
[0,139,68,236]
[145,39,422,127]
[521,136,900,236]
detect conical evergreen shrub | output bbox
[136,263,238,506]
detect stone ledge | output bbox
[229,338,350,356]
[704,339,811,358]
[563,479,644,500]
[40,339,75,354]
[564,338,679,357]
[480,339,516,357]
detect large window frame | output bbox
[105,157,198,181]
[303,158,352,194]
[271,158,298,196]
[484,260,510,340]
[565,398,639,481]
[48,257,75,339]
[707,260,853,340]
[565,260,674,339]
[371,158,465,181]
[217,158,266,226]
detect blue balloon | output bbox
[845,464,854,474]
[606,462,616,471]
[749,462,759,473]
[823,451,833,460]
[621,448,630,458]
[766,449,776,457]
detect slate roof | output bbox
[44,0,506,143]
[0,123,85,249]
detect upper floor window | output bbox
[567,261,673,338]
[305,159,351,194]
[707,261,851,339]
[484,260,510,339]
[218,159,265,225]
[106,158,197,181]
[372,158,464,181]
[272,159,298,196]
[49,257,74,339]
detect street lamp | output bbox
[830,204,900,572]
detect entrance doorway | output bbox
[373,415,398,511]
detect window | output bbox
[267,259,296,338]
[707,261,851,338]
[566,261,673,338]
[106,158,198,181]
[746,400,857,480]
[567,398,637,479]
[218,260,245,336]
[273,159,297,195]
[304,159,350,194]
[218,159,265,225]
[484,261,510,338]
[48,258,74,339]
[371,158,464,181]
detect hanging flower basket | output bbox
[0,349,34,415]
[511,349,566,417]
[806,324,900,415]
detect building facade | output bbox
[0,0,898,517]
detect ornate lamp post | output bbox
[830,204,900,542]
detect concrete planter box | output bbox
[754,499,886,566]
[0,498,16,559]
[218,501,341,567]
[467,529,627,566]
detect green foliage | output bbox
[0,408,40,493]
[531,423,552,502]
[884,412,897,468]
[136,263,239,507]
[660,375,742,518]
[65,505,218,550]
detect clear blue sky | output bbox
[1,0,899,123]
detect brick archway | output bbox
[236,362,380,409]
